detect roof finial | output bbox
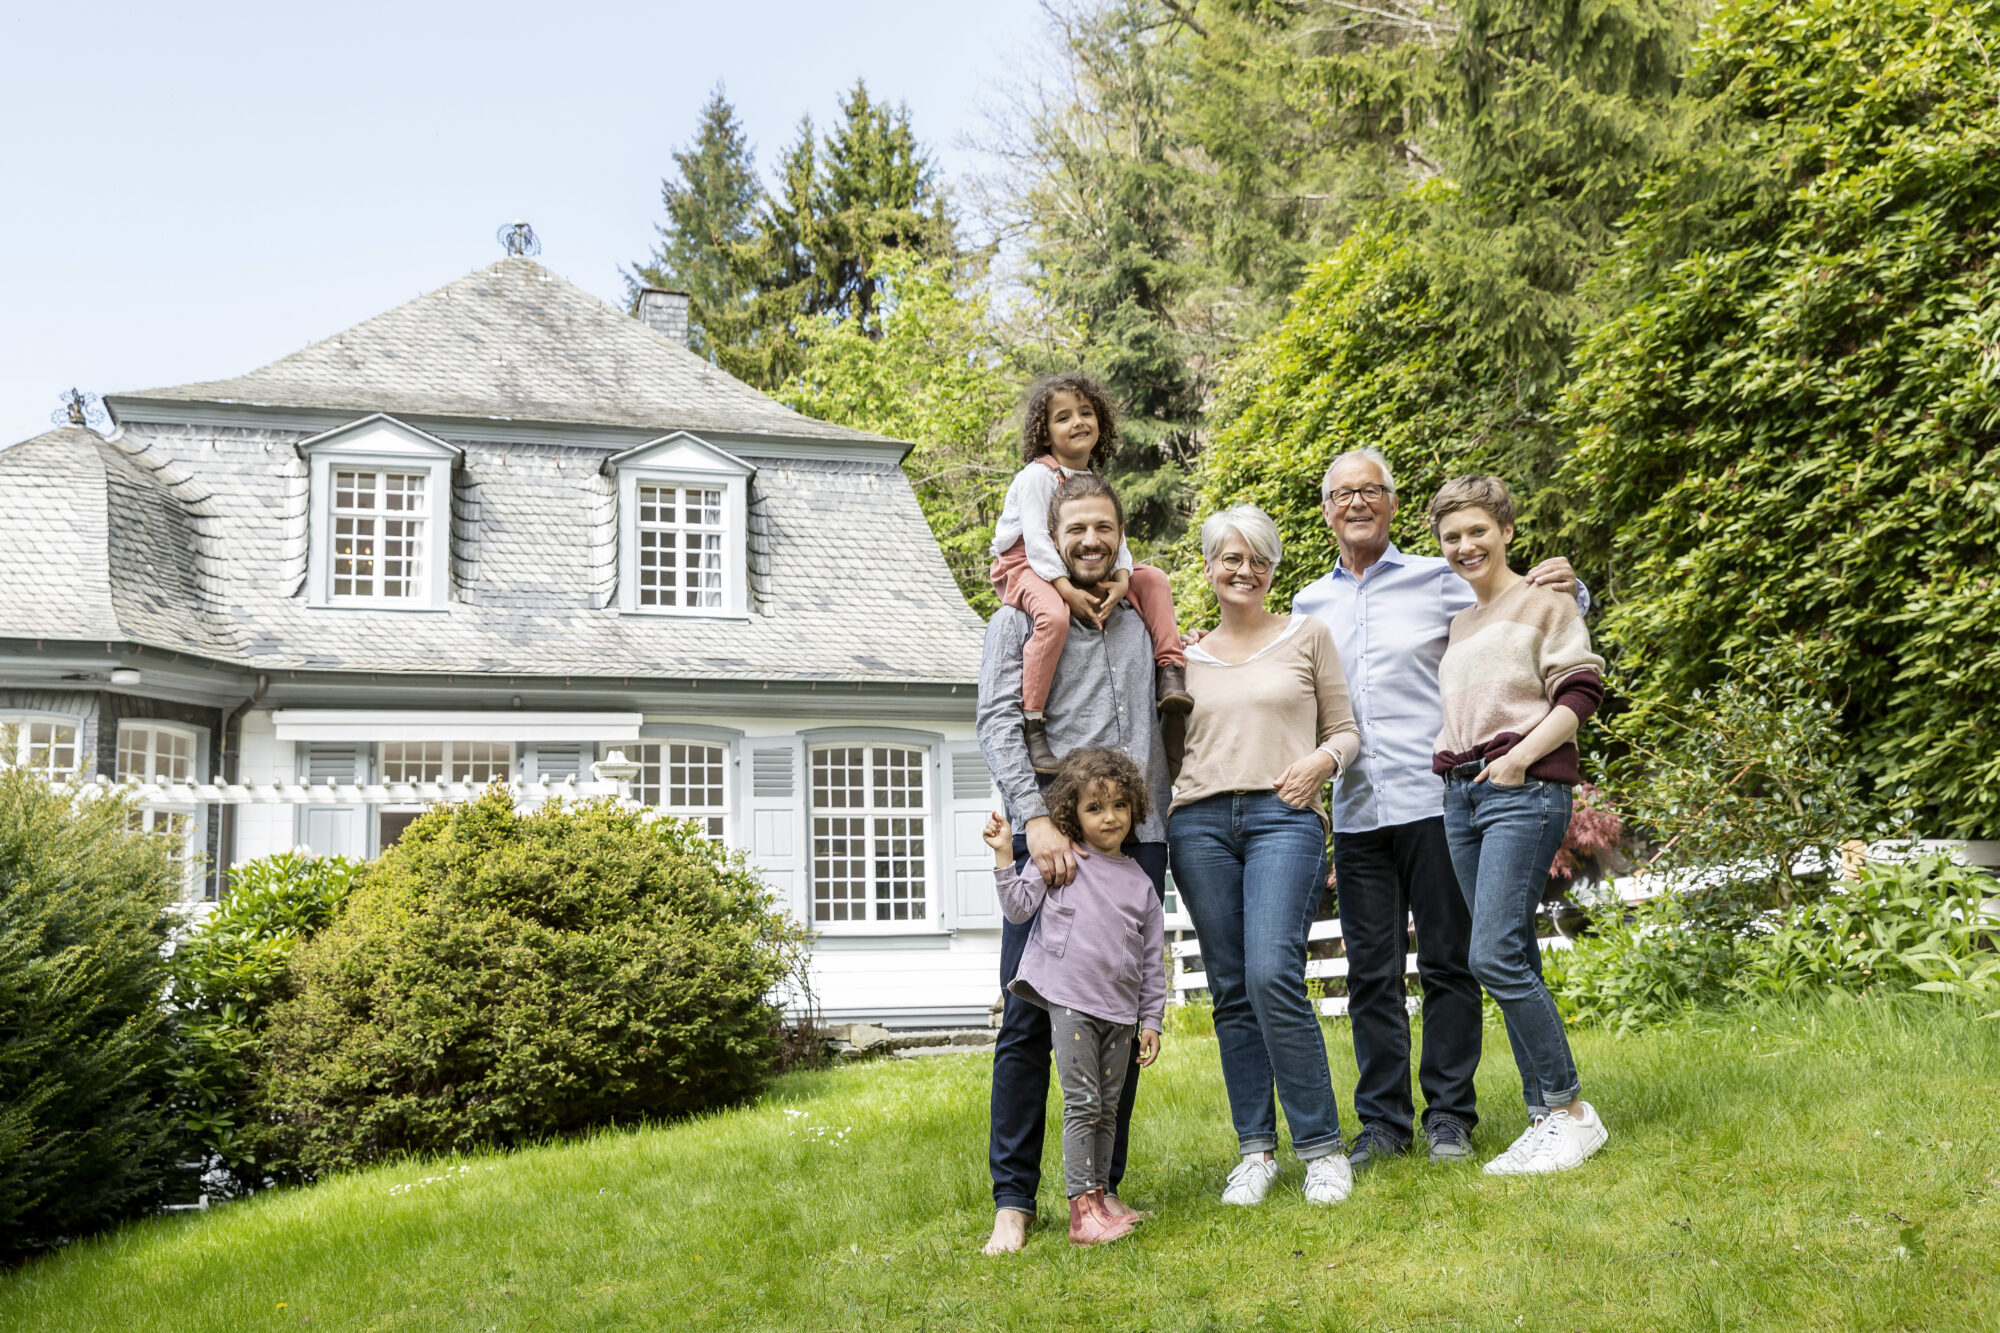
[497,220,541,258]
[52,388,107,432]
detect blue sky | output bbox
[0,0,1045,445]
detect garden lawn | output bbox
[4,996,1998,1332]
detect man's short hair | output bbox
[1047,471,1126,537]
[1427,474,1516,533]
[1199,504,1284,568]
[1321,447,1398,502]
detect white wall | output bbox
[232,709,296,862]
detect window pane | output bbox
[634,483,725,610]
[20,721,78,780]
[632,742,727,842]
[117,725,194,783]
[449,741,510,784]
[331,469,425,600]
[810,745,927,923]
[381,741,444,783]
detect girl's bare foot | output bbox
[982,1207,1031,1255]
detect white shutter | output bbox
[297,743,367,857]
[748,736,808,922]
[944,741,1004,929]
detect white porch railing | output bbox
[96,773,632,809]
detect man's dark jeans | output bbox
[1332,815,1483,1140]
[990,834,1167,1216]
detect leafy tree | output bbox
[0,760,186,1261]
[1556,0,2000,832]
[729,82,954,390]
[784,252,1015,613]
[629,85,761,364]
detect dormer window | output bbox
[636,483,724,609]
[299,414,461,610]
[608,432,753,618]
[332,468,427,599]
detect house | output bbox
[0,252,1014,1029]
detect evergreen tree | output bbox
[729,82,954,390]
[630,85,760,363]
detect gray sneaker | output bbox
[1424,1114,1473,1163]
[1344,1122,1411,1173]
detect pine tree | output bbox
[630,85,760,362]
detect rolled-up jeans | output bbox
[1440,775,1580,1112]
[1169,790,1344,1161]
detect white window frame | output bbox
[116,720,205,897]
[1,714,84,781]
[807,741,935,934]
[609,432,753,619]
[378,740,515,784]
[328,467,430,602]
[632,739,731,842]
[300,415,460,610]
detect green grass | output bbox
[5,997,1999,1332]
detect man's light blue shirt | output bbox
[1292,543,1588,836]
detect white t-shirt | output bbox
[989,461,1136,581]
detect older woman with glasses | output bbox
[1169,504,1363,1208]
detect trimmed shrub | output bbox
[0,763,185,1262]
[166,851,358,1195]
[259,789,804,1176]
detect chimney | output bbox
[636,288,691,346]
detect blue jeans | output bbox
[1169,791,1343,1161]
[1441,776,1580,1112]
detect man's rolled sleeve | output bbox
[974,610,1050,827]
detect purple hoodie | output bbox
[996,851,1167,1030]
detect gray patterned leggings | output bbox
[1049,1006,1135,1197]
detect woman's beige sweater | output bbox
[1172,614,1362,826]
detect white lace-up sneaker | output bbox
[1509,1104,1608,1174]
[1303,1153,1354,1205]
[1221,1155,1280,1205]
[1481,1114,1550,1176]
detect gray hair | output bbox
[1320,447,1397,501]
[1200,504,1284,569]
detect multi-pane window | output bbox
[5,719,79,780]
[635,484,724,609]
[117,723,200,890]
[811,745,928,924]
[379,741,511,784]
[331,469,426,599]
[633,741,727,839]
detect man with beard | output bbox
[974,471,1173,1255]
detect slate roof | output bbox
[116,258,899,445]
[1,262,987,684]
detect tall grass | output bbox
[4,995,1997,1331]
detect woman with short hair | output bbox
[1428,475,1609,1175]
[1169,504,1363,1207]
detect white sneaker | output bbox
[1481,1115,1549,1176]
[1508,1104,1608,1175]
[1221,1155,1279,1205]
[1303,1153,1354,1205]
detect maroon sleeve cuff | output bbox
[1551,671,1604,723]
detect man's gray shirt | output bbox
[975,603,1172,844]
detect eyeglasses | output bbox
[1329,484,1391,507]
[1215,553,1273,574]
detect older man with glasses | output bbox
[1292,448,1586,1170]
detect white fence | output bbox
[1169,913,1575,1017]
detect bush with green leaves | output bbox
[258,790,806,1177]
[165,851,358,1194]
[1548,853,2000,1031]
[1556,0,2000,832]
[0,763,185,1262]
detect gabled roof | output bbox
[111,258,900,447]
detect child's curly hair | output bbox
[1020,372,1119,471]
[1043,746,1150,845]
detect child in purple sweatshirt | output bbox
[983,746,1167,1246]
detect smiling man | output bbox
[974,472,1173,1254]
[1291,448,1586,1171]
